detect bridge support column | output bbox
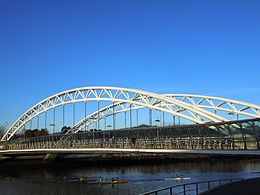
[84,101,87,131]
[73,103,75,126]
[163,112,165,126]
[53,107,56,133]
[113,102,116,129]
[130,104,132,128]
[37,115,39,130]
[125,111,127,128]
[160,110,162,126]
[136,109,139,127]
[62,104,65,127]
[45,112,47,130]
[104,117,107,130]
[172,115,175,126]
[97,101,100,130]
[149,109,152,126]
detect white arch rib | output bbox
[72,94,260,132]
[2,87,228,141]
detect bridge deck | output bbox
[1,148,260,156]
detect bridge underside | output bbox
[1,148,260,162]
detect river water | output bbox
[0,159,260,195]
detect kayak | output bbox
[63,177,128,185]
[87,179,128,185]
[80,179,97,183]
[65,178,97,183]
[164,177,191,181]
[100,180,128,185]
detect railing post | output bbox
[196,183,199,195]
[183,184,186,195]
[208,181,210,190]
[170,187,173,195]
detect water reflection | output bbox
[1,160,260,195]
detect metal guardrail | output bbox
[0,136,252,151]
[2,117,260,151]
[140,178,244,195]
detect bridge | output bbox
[0,86,260,161]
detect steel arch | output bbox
[168,94,260,118]
[2,87,226,141]
[72,94,260,132]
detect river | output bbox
[0,159,260,195]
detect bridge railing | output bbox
[139,178,244,195]
[0,136,255,151]
[1,117,260,151]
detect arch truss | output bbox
[168,94,260,119]
[71,94,260,133]
[2,87,260,141]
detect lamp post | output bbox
[155,118,160,126]
[155,118,160,138]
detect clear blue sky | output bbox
[0,0,260,127]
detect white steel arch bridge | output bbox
[1,86,260,142]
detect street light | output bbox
[155,118,160,126]
[155,118,160,138]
